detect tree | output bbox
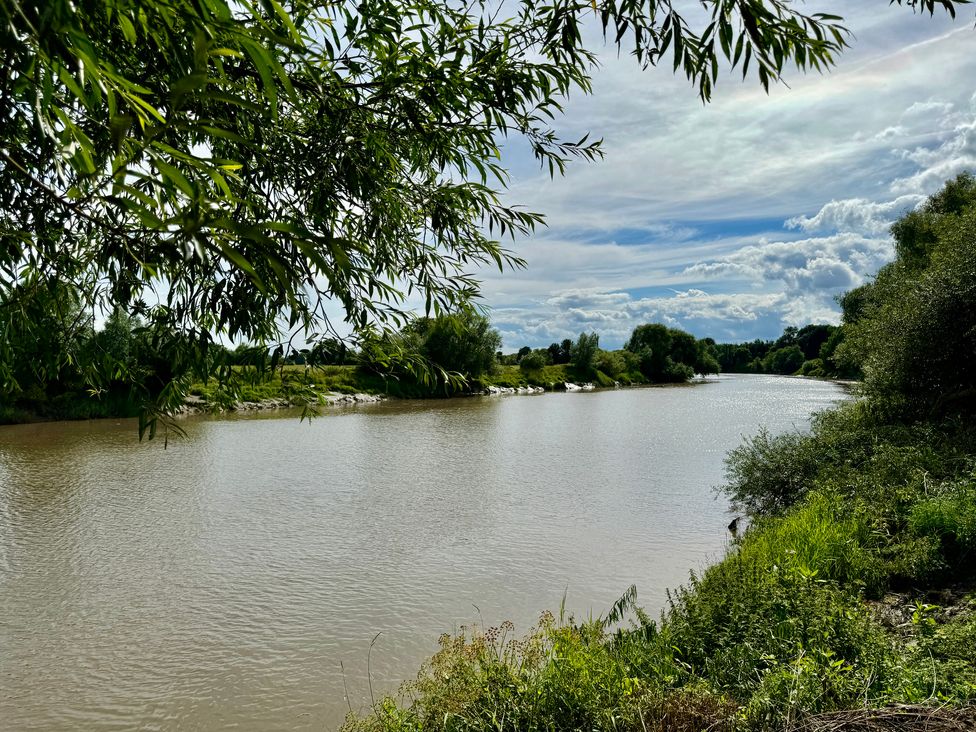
[845,173,976,418]
[520,349,550,373]
[795,324,835,361]
[668,328,699,368]
[773,326,799,351]
[625,323,671,381]
[762,345,805,375]
[569,332,600,375]
[0,0,965,429]
[0,280,92,407]
[414,311,502,378]
[694,340,721,376]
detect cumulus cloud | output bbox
[682,234,893,294]
[785,195,924,235]
[891,115,976,194]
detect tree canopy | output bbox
[0,0,967,428]
[845,173,976,419]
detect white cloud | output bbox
[892,116,976,193]
[683,233,892,293]
[785,195,924,235]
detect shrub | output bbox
[519,349,550,373]
[724,428,823,515]
[662,557,901,726]
[663,360,694,383]
[908,482,976,580]
[798,358,825,376]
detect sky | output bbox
[471,3,976,350]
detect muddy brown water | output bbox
[0,374,847,730]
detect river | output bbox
[0,374,846,730]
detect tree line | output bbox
[713,323,856,378]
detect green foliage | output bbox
[724,427,825,515]
[569,332,600,376]
[694,338,721,376]
[761,345,805,375]
[624,324,711,382]
[594,349,627,379]
[910,595,976,699]
[908,482,976,576]
[794,324,836,361]
[519,349,552,374]
[716,326,854,378]
[798,358,824,376]
[346,311,502,396]
[663,559,899,724]
[408,311,502,379]
[493,363,572,388]
[547,340,574,365]
[846,173,976,419]
[738,492,884,593]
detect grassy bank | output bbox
[187,363,638,406]
[0,362,649,424]
[341,399,976,732]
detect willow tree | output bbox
[0,0,966,431]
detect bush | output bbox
[519,349,550,373]
[724,428,824,515]
[662,556,901,726]
[762,345,805,375]
[663,360,695,382]
[798,358,825,376]
[908,483,976,579]
[569,332,600,375]
[846,175,976,419]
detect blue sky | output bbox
[470,3,976,350]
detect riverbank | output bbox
[0,363,674,425]
[341,397,976,732]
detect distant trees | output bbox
[623,324,715,382]
[547,339,574,365]
[519,349,551,373]
[408,312,501,379]
[715,324,849,377]
[762,345,805,375]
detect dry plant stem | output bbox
[787,704,976,731]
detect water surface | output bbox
[0,375,846,730]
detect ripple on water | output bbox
[0,375,848,730]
